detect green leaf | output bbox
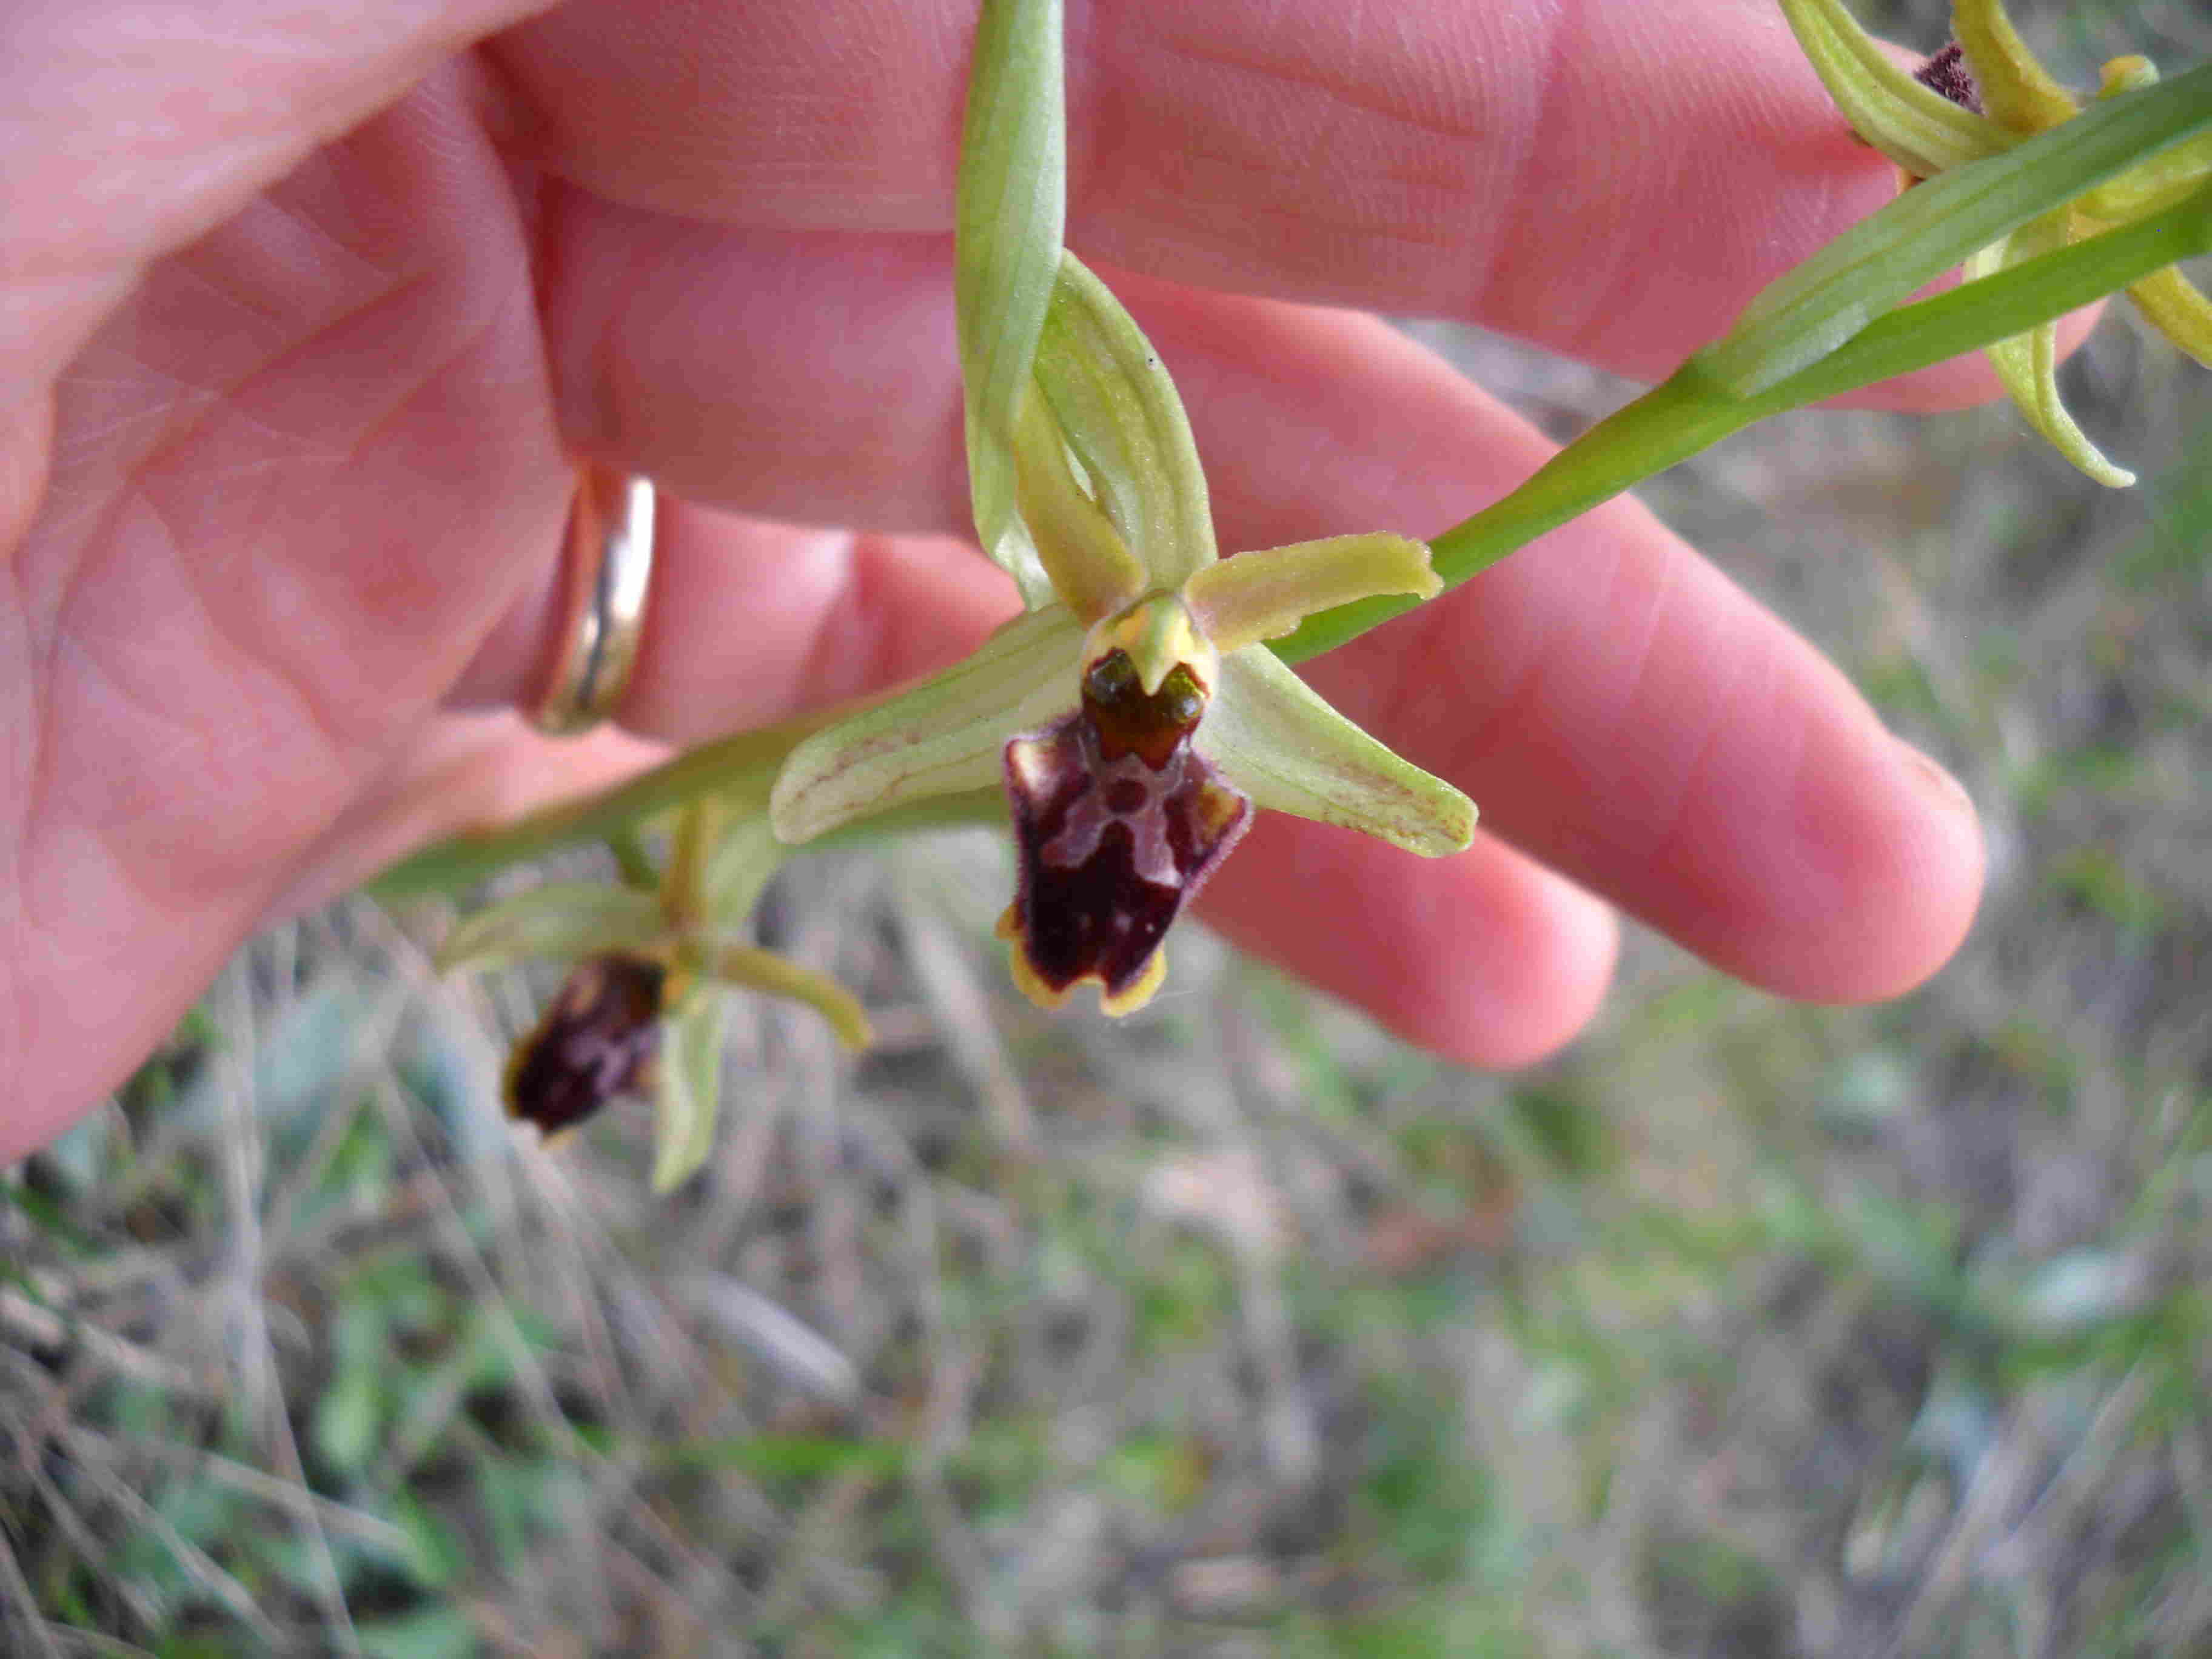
[1034,253,1220,589]
[957,0,1066,608]
[435,882,663,975]
[1202,648,1475,857]
[651,991,726,1194]
[1698,56,2212,394]
[769,605,1084,845]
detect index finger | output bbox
[481,0,1990,403]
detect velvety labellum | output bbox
[1002,651,1249,1005]
[505,954,667,1136]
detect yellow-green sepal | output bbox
[706,942,873,1052]
[1033,254,1219,591]
[1011,383,1148,622]
[1777,0,2010,179]
[435,883,665,976]
[770,606,1085,846]
[957,0,1067,609]
[1201,649,1475,859]
[1951,0,2077,136]
[1971,216,2136,486]
[2126,261,2212,368]
[703,813,789,930]
[2080,61,2212,221]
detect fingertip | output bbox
[1683,699,1987,1005]
[1784,733,1985,1003]
[1198,818,1620,1071]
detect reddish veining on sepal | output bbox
[504,955,666,1137]
[1000,650,1249,1013]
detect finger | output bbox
[534,201,2082,543]
[1197,818,1620,1070]
[537,207,970,529]
[524,246,1983,1003]
[492,0,2007,408]
[1130,280,1986,1003]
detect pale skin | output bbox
[3,0,1998,1162]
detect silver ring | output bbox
[532,465,655,736]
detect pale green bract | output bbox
[956,0,1067,608]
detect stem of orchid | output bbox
[1270,181,2212,666]
[376,179,2210,894]
[374,22,2211,896]
[369,716,814,899]
[1701,57,2212,394]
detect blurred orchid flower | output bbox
[440,806,868,1190]
[1780,0,2212,484]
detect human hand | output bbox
[2,0,1988,1161]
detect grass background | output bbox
[5,2,2211,1652]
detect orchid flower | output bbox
[1779,0,2212,484]
[769,0,1471,1015]
[439,804,868,1190]
[771,253,1473,1014]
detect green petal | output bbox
[437,882,665,976]
[1201,648,1475,858]
[1012,383,1148,621]
[956,0,1065,609]
[1951,0,2077,135]
[2126,263,2212,368]
[770,606,1085,845]
[1033,253,1219,589]
[706,943,874,1052]
[1777,0,2011,178]
[651,991,725,1194]
[1183,534,1441,655]
[1972,220,2136,486]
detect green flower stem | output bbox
[370,722,803,900]
[1703,56,2212,393]
[1272,181,2212,665]
[369,52,2212,896]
